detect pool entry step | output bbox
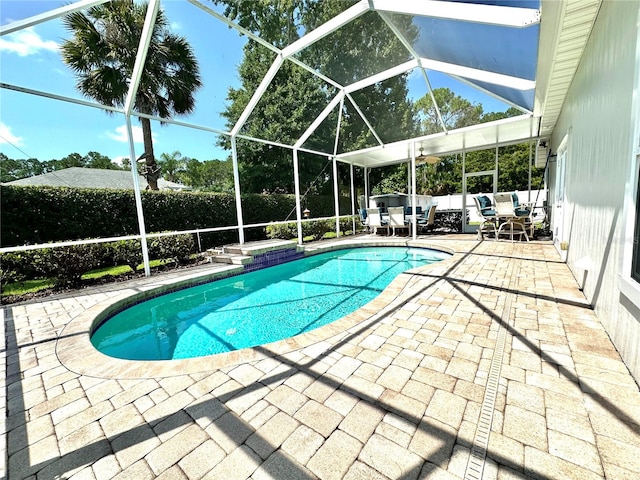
[206,239,304,272]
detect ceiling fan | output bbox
[416,147,441,165]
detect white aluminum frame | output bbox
[0,0,546,277]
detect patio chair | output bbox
[366,208,389,235]
[473,194,498,240]
[511,193,536,238]
[405,206,423,216]
[418,204,437,234]
[388,206,410,236]
[494,193,530,241]
[358,208,369,232]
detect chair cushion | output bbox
[478,195,492,209]
[511,193,519,207]
[515,208,530,217]
[405,206,424,215]
[482,209,496,216]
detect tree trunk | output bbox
[141,117,160,190]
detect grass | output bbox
[81,264,133,279]
[2,278,56,296]
[2,258,175,298]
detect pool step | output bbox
[224,239,301,256]
[207,239,304,269]
[210,253,253,265]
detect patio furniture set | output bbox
[361,205,437,236]
[474,192,536,241]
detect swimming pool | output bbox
[91,246,450,360]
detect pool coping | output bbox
[56,238,457,379]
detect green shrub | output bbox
[0,249,60,285]
[0,253,27,285]
[38,244,103,288]
[148,233,195,265]
[1,233,198,284]
[110,239,143,272]
[265,222,298,240]
[265,216,358,242]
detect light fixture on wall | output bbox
[416,147,440,165]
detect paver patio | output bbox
[2,235,639,479]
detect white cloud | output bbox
[0,27,58,57]
[0,122,24,146]
[106,125,158,144]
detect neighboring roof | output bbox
[3,167,192,191]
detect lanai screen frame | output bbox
[0,0,542,276]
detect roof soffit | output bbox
[534,0,602,138]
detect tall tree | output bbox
[0,154,44,182]
[416,87,483,135]
[85,151,119,169]
[215,0,418,194]
[60,0,202,189]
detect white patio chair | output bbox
[366,208,389,235]
[388,207,410,236]
[494,193,530,242]
[473,194,498,240]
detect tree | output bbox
[157,150,185,182]
[60,0,202,189]
[416,87,483,135]
[0,154,44,182]
[215,0,418,194]
[198,159,234,192]
[85,151,119,169]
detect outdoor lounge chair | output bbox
[366,208,389,235]
[473,194,498,240]
[494,193,530,241]
[388,206,410,236]
[418,205,437,234]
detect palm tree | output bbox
[60,0,201,190]
[158,150,186,183]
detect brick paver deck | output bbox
[2,236,639,479]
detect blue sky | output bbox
[0,0,512,165]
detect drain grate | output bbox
[464,280,514,479]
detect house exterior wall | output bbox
[550,0,640,382]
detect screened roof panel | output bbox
[412,18,539,80]
[239,59,339,145]
[294,10,415,86]
[382,0,539,112]
[457,77,535,112]
[2,0,599,173]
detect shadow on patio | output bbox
[3,237,640,480]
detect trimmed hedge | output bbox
[0,185,355,286]
[266,216,357,241]
[0,186,353,248]
[0,234,196,287]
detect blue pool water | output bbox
[91,247,449,360]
